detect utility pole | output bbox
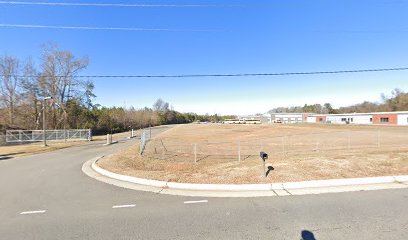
[43,97,52,147]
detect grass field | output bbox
[98,124,408,184]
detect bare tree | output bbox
[153,98,169,113]
[38,43,89,128]
[0,55,20,125]
[20,57,41,128]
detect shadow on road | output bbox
[0,152,26,160]
[301,230,316,240]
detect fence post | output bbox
[194,143,197,163]
[139,131,145,155]
[238,141,241,162]
[19,130,22,142]
[88,129,92,141]
[282,136,285,155]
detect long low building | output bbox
[270,113,314,124]
[224,114,272,124]
[228,111,408,125]
[307,111,408,125]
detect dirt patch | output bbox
[97,124,408,184]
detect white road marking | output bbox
[184,200,208,204]
[112,204,136,209]
[20,210,46,215]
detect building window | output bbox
[341,118,346,122]
[370,118,373,122]
[350,118,353,122]
[319,118,323,122]
[380,117,389,123]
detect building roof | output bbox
[269,112,315,115]
[311,111,408,117]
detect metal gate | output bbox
[5,129,92,143]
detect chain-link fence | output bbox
[142,129,408,163]
[139,128,152,155]
[5,129,92,143]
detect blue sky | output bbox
[1,0,408,115]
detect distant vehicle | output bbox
[223,119,241,124]
[244,119,261,124]
[223,119,261,124]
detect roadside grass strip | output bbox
[112,204,136,209]
[184,200,208,204]
[20,210,46,215]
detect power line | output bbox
[0,23,218,32]
[6,67,408,79]
[0,1,225,7]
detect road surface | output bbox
[0,126,407,239]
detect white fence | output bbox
[5,129,92,143]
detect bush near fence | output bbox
[0,134,6,146]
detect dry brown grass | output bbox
[98,124,408,184]
[0,141,86,158]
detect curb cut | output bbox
[90,157,408,194]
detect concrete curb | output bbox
[91,157,408,192]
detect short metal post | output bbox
[149,126,152,139]
[238,141,241,162]
[263,159,266,178]
[194,143,197,163]
[282,136,285,155]
[106,134,110,145]
[88,129,92,141]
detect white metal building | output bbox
[307,111,408,125]
[270,113,312,124]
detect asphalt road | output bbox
[0,126,407,240]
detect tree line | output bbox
[268,88,408,114]
[0,44,233,135]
